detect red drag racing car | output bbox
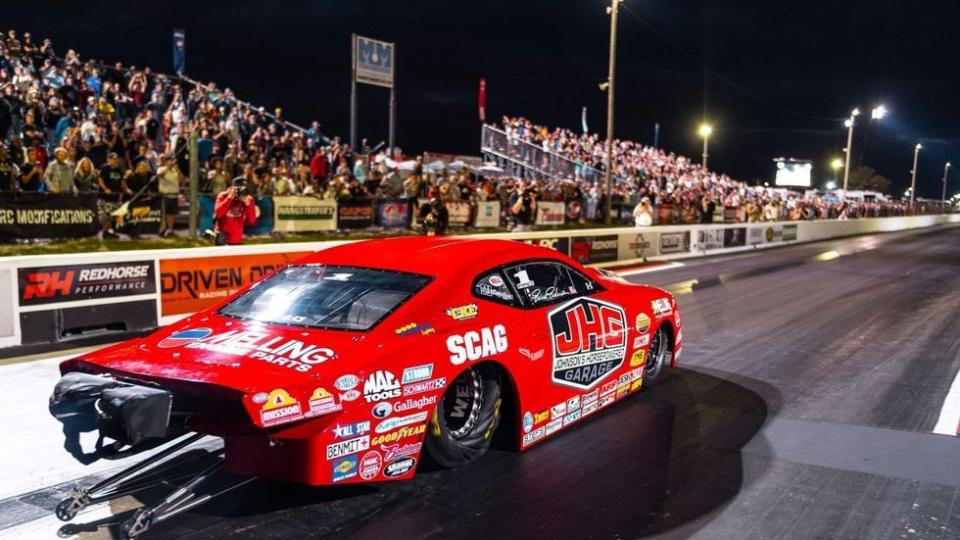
[50,237,681,500]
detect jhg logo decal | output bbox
[548,297,627,390]
[22,270,74,301]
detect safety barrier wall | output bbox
[2,213,958,350]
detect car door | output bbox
[501,259,628,442]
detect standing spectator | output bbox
[0,143,20,191]
[211,178,256,245]
[309,147,328,183]
[382,166,404,199]
[74,157,98,192]
[156,154,185,236]
[699,194,716,224]
[207,157,230,194]
[43,147,75,194]
[123,160,153,198]
[97,152,125,237]
[633,197,654,227]
[509,179,537,232]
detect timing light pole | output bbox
[942,162,951,203]
[842,108,860,193]
[910,143,922,207]
[603,0,620,225]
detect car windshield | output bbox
[218,265,431,331]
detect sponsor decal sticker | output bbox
[326,435,370,460]
[394,322,436,337]
[177,329,335,373]
[651,298,672,318]
[340,389,361,402]
[523,426,546,446]
[402,364,433,384]
[333,420,371,439]
[445,303,479,321]
[402,378,446,396]
[371,425,426,446]
[381,442,422,462]
[446,324,508,365]
[563,409,582,426]
[600,394,616,408]
[331,455,358,482]
[549,297,627,390]
[523,412,534,433]
[384,457,417,477]
[630,349,646,368]
[359,451,383,480]
[583,401,598,415]
[159,327,212,348]
[546,418,563,435]
[534,410,550,424]
[335,374,360,391]
[372,401,393,418]
[393,395,438,413]
[600,380,617,396]
[635,313,651,334]
[375,412,429,434]
[633,334,650,349]
[519,348,545,361]
[259,389,303,427]
[488,275,504,287]
[566,395,581,411]
[631,378,643,392]
[363,370,401,403]
[551,402,567,419]
[306,387,340,417]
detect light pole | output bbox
[842,107,860,193]
[602,0,620,225]
[943,162,951,203]
[698,123,713,170]
[910,143,922,207]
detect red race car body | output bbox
[53,237,682,486]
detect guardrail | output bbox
[2,213,958,351]
[480,125,613,184]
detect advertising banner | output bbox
[658,230,691,254]
[354,35,395,88]
[783,224,798,241]
[747,226,764,245]
[696,228,724,251]
[618,232,659,261]
[763,225,784,243]
[18,260,156,307]
[565,200,583,222]
[535,201,566,226]
[724,227,747,247]
[274,196,337,232]
[376,199,412,229]
[337,199,375,229]
[0,193,98,238]
[570,235,618,264]
[514,236,570,255]
[199,195,274,236]
[124,195,163,237]
[159,252,310,316]
[474,200,501,228]
[445,201,473,228]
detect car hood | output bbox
[68,314,366,395]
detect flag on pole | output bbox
[173,29,186,75]
[478,78,487,122]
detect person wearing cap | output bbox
[156,154,185,237]
[211,177,257,245]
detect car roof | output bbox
[297,237,565,277]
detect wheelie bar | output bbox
[53,432,255,538]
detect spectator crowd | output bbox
[0,30,942,240]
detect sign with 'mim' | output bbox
[354,35,395,88]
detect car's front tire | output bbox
[425,365,502,468]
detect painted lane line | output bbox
[616,261,685,276]
[933,367,960,436]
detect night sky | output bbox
[8,0,960,197]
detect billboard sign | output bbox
[355,35,395,88]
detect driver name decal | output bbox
[548,297,627,389]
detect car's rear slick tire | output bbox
[644,326,669,386]
[425,365,502,468]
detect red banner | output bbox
[478,78,487,122]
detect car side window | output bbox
[505,262,580,308]
[472,270,518,306]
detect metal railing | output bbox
[480,125,616,185]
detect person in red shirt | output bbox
[212,178,257,245]
[309,148,328,183]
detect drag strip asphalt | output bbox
[2,224,960,539]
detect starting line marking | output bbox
[933,367,960,436]
[615,261,685,276]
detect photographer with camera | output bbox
[417,194,449,236]
[211,177,257,245]
[508,179,538,232]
